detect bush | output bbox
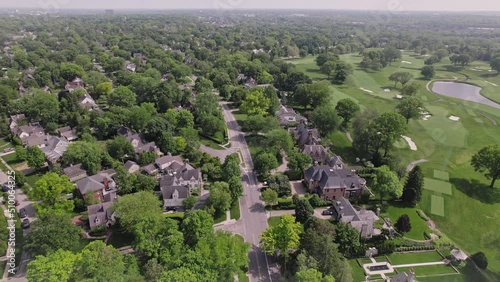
[276,198,295,210]
[417,210,429,221]
[471,252,488,269]
[308,194,322,207]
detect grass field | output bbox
[290,52,500,279]
[230,202,240,220]
[396,265,458,276]
[424,178,452,195]
[384,205,431,240]
[387,251,443,265]
[267,216,282,228]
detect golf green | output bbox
[424,178,452,195]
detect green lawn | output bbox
[395,265,457,276]
[230,202,240,220]
[1,153,24,169]
[267,216,282,228]
[387,251,443,265]
[384,205,431,240]
[348,259,367,282]
[25,172,44,187]
[292,52,500,278]
[199,136,226,150]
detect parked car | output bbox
[322,209,334,215]
[18,208,27,218]
[21,219,30,229]
[2,148,13,153]
[1,185,8,192]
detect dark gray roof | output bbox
[55,126,72,134]
[302,145,329,163]
[332,197,376,238]
[124,160,139,170]
[87,202,113,229]
[41,136,69,163]
[305,165,366,192]
[76,172,116,195]
[63,164,87,180]
[160,185,189,207]
[155,155,184,169]
[277,105,306,126]
[294,122,320,148]
[160,167,201,187]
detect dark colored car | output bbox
[1,185,8,192]
[18,208,27,218]
[322,209,334,215]
[21,218,30,229]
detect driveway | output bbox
[290,181,307,196]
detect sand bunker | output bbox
[360,87,374,93]
[422,115,432,121]
[384,89,391,92]
[484,81,498,86]
[396,95,403,99]
[401,61,412,64]
[401,135,417,151]
[449,116,460,121]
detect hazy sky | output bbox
[2,0,500,11]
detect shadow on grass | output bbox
[450,178,500,204]
[479,73,499,78]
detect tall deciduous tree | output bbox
[396,96,423,123]
[421,65,435,80]
[260,214,302,270]
[471,145,500,188]
[24,212,81,256]
[334,222,361,258]
[262,189,278,211]
[254,152,279,180]
[311,103,341,135]
[335,98,360,127]
[107,86,137,107]
[373,165,403,201]
[240,88,270,116]
[112,191,163,232]
[402,165,424,207]
[26,146,45,170]
[296,268,335,282]
[400,82,420,96]
[206,182,232,216]
[181,210,214,247]
[31,172,74,213]
[375,113,407,156]
[107,135,134,160]
[63,141,102,175]
[27,249,81,282]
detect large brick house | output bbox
[303,156,366,200]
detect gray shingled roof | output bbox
[88,202,113,229]
[41,136,69,163]
[332,197,376,238]
[63,164,87,180]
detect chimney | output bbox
[103,177,109,189]
[408,268,415,282]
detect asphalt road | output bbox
[220,102,272,282]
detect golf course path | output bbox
[481,114,497,126]
[406,159,428,172]
[340,126,353,142]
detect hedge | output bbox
[417,210,430,221]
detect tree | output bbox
[20,92,59,126]
[389,72,413,87]
[243,114,280,134]
[107,136,134,160]
[333,61,353,83]
[161,267,198,282]
[222,153,241,181]
[321,60,336,79]
[140,151,157,166]
[400,82,420,96]
[260,214,302,270]
[375,113,407,156]
[27,249,80,282]
[112,191,163,232]
[293,81,330,109]
[335,98,360,127]
[63,141,102,175]
[107,86,137,107]
[264,86,280,115]
[471,252,488,269]
[396,96,423,123]
[60,62,85,81]
[143,258,164,282]
[95,81,113,97]
[266,128,294,155]
[308,194,322,208]
[26,146,45,170]
[261,189,278,211]
[31,173,74,213]
[383,45,402,64]
[296,269,335,282]
[334,222,361,258]
[72,241,127,281]
[373,165,403,202]
[295,199,314,224]
[311,103,341,135]
[133,216,183,262]
[240,88,270,116]
[471,145,500,188]
[421,65,435,80]
[24,212,81,256]
[395,214,412,234]
[402,166,424,207]
[181,210,214,247]
[254,152,279,180]
[268,174,292,197]
[207,182,232,216]
[15,145,27,161]
[183,195,198,211]
[490,56,500,75]
[228,176,243,204]
[288,151,312,175]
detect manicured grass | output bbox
[1,153,24,169]
[384,205,431,240]
[430,195,445,217]
[395,265,457,276]
[267,216,282,228]
[433,170,450,181]
[388,251,443,265]
[230,202,240,220]
[348,259,367,282]
[25,172,44,187]
[424,178,452,195]
[292,52,500,277]
[199,136,226,150]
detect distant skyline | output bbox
[2,0,500,12]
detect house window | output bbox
[332,196,336,200]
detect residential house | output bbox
[22,135,48,148]
[124,160,140,174]
[331,196,378,239]
[277,105,306,127]
[304,156,366,200]
[293,121,320,148]
[160,183,190,210]
[75,170,117,204]
[87,202,115,229]
[9,114,26,133]
[391,269,415,282]
[133,52,147,65]
[65,77,84,92]
[302,145,330,164]
[63,164,88,183]
[125,61,136,72]
[55,126,78,141]
[117,126,162,161]
[41,135,69,164]
[79,93,99,111]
